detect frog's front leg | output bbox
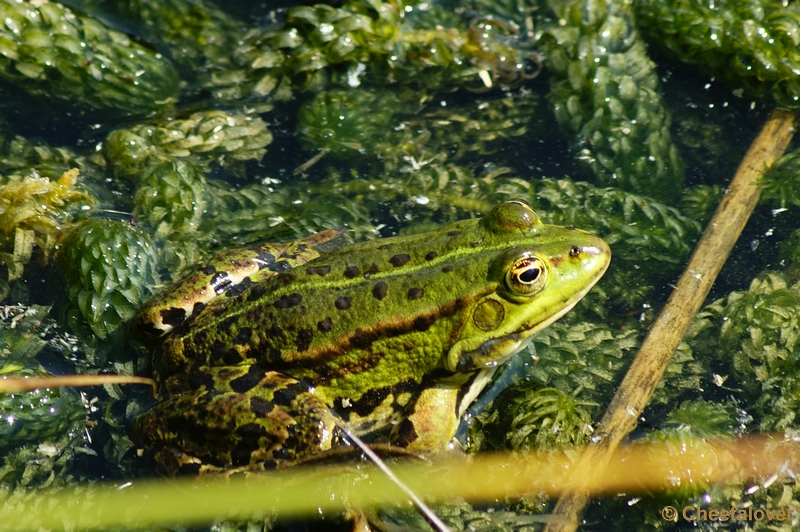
[134,365,343,475]
[390,371,489,453]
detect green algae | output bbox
[57,218,160,340]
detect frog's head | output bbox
[445,199,610,372]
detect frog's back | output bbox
[156,217,496,396]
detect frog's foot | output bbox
[290,442,428,468]
[133,366,345,475]
[149,446,227,476]
[150,447,289,477]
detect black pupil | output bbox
[518,266,540,283]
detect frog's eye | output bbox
[506,256,547,295]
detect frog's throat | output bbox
[448,294,581,373]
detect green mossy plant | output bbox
[298,89,399,158]
[57,218,160,339]
[66,0,244,77]
[0,305,89,489]
[106,110,272,179]
[538,0,685,202]
[688,271,800,432]
[0,168,94,300]
[222,0,531,102]
[0,0,178,114]
[636,0,800,109]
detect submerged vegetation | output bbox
[2,0,800,529]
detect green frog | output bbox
[133,200,610,475]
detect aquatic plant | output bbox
[298,88,398,158]
[688,271,800,432]
[225,0,531,102]
[472,318,706,454]
[0,0,178,114]
[57,218,160,339]
[0,305,88,489]
[106,110,272,178]
[761,147,800,209]
[539,0,684,201]
[636,0,800,109]
[0,168,93,300]
[66,0,244,77]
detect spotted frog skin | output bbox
[133,200,610,475]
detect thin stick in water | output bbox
[543,108,798,532]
